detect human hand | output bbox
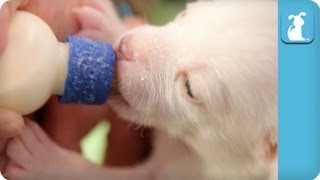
[0,0,106,166]
[0,109,24,172]
[0,0,120,54]
[0,0,150,169]
[0,0,78,54]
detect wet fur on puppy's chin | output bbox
[110,0,277,179]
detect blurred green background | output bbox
[146,0,187,25]
[80,0,187,165]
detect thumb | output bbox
[0,108,24,172]
[0,109,24,139]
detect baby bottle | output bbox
[0,11,116,115]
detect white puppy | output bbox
[5,1,278,180]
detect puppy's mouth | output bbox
[109,83,130,108]
[109,40,135,108]
[109,63,130,108]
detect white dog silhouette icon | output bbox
[287,12,307,41]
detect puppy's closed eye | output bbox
[185,77,194,98]
[176,73,196,101]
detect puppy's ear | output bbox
[288,15,295,20]
[299,12,307,17]
[264,132,278,163]
[263,132,278,180]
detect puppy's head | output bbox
[110,0,277,176]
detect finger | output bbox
[17,122,42,155]
[0,147,8,172]
[76,30,107,41]
[6,138,33,168]
[74,1,125,44]
[73,7,106,30]
[4,160,25,180]
[0,109,24,139]
[0,139,7,154]
[25,120,49,144]
[79,0,113,15]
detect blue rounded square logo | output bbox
[281,10,314,44]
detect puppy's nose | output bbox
[116,35,133,61]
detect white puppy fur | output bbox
[5,1,278,180]
[110,0,278,179]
